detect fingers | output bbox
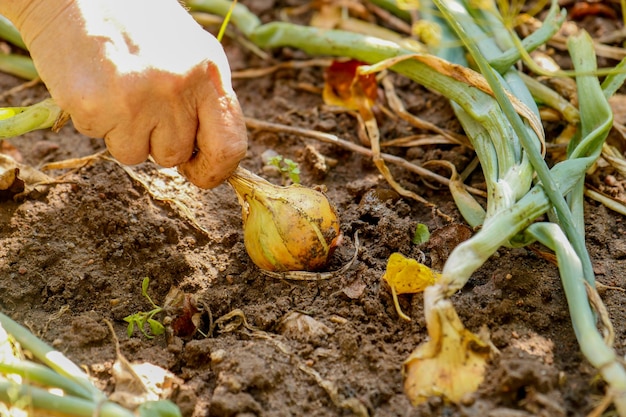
[147,98,197,168]
[100,117,197,168]
[149,123,197,168]
[178,94,248,188]
[71,75,198,168]
[101,126,150,165]
[48,24,246,182]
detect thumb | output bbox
[178,94,248,189]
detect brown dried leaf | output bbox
[342,278,366,299]
[0,153,55,200]
[0,167,24,200]
[163,287,201,339]
[105,320,181,410]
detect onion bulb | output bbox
[228,167,341,272]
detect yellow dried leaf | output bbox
[404,294,489,405]
[382,252,440,321]
[383,252,440,294]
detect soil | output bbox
[1,1,626,416]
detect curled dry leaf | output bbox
[111,361,180,409]
[0,153,55,200]
[105,319,182,410]
[162,286,201,339]
[0,167,24,200]
[323,59,378,117]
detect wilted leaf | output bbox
[0,167,24,200]
[404,294,489,404]
[323,59,378,116]
[163,287,201,339]
[383,252,440,294]
[111,360,179,409]
[0,153,55,200]
[105,319,182,411]
[382,252,440,321]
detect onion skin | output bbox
[228,167,341,272]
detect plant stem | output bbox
[0,361,93,400]
[0,312,104,402]
[432,0,597,286]
[0,382,133,417]
[0,53,37,80]
[0,99,63,139]
[0,15,26,50]
[524,223,626,414]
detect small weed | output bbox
[123,277,165,339]
[267,155,301,184]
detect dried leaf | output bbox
[382,252,440,321]
[0,167,24,200]
[342,278,366,299]
[279,311,334,342]
[404,295,489,404]
[0,153,55,200]
[104,320,181,410]
[162,287,201,339]
[323,59,377,116]
[383,253,440,294]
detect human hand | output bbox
[2,0,247,188]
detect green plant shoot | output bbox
[411,223,430,245]
[123,278,165,339]
[267,155,301,184]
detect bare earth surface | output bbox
[1,1,626,416]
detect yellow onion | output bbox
[228,167,341,272]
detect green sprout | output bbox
[267,155,301,184]
[123,278,165,339]
[411,223,430,245]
